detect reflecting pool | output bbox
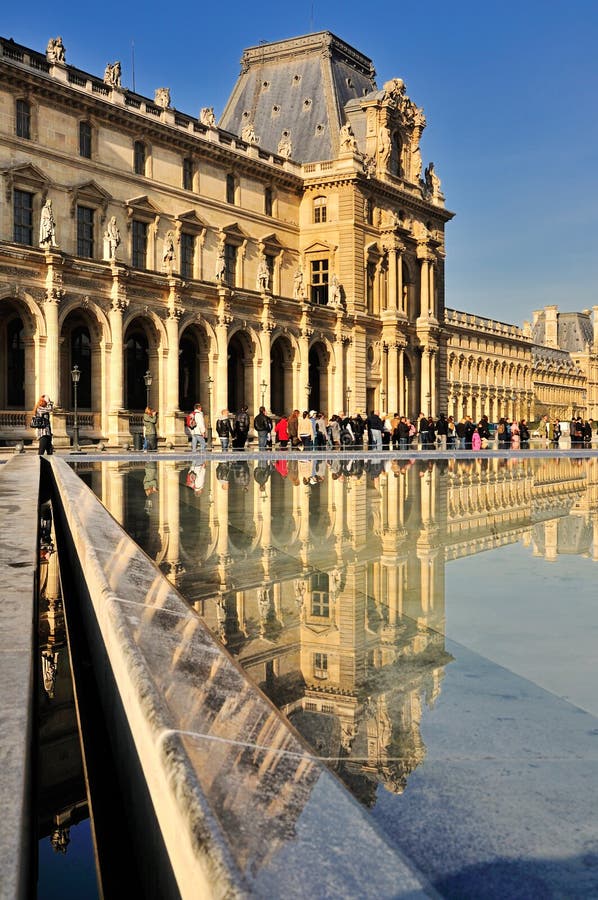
[78,454,598,897]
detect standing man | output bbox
[190,403,207,452]
[367,410,384,452]
[254,406,272,451]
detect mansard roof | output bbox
[532,309,593,352]
[219,32,377,163]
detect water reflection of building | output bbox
[85,456,598,802]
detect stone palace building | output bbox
[0,31,596,447]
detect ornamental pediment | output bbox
[220,221,249,240]
[175,210,208,230]
[125,195,162,217]
[3,162,50,200]
[303,240,333,254]
[69,180,111,216]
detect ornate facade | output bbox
[0,33,596,447]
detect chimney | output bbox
[544,305,558,349]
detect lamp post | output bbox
[345,385,352,414]
[306,383,311,407]
[260,379,267,408]
[144,370,152,409]
[206,375,214,449]
[70,364,83,453]
[381,387,386,412]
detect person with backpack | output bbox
[233,405,250,449]
[188,403,207,452]
[215,409,234,451]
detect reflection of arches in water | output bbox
[269,471,296,544]
[270,335,293,415]
[308,342,328,414]
[125,324,149,410]
[228,464,256,551]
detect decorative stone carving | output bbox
[423,162,442,202]
[293,267,305,300]
[277,131,292,158]
[363,154,377,178]
[39,199,57,248]
[103,61,122,88]
[329,273,343,308]
[256,254,269,293]
[162,230,176,273]
[215,240,226,282]
[339,122,357,153]
[46,36,66,64]
[103,216,121,260]
[200,106,216,127]
[154,88,171,109]
[241,122,259,144]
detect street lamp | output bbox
[380,387,386,412]
[70,364,83,453]
[260,379,267,407]
[144,370,152,409]
[206,375,214,448]
[345,385,352,413]
[306,383,311,406]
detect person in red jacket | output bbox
[274,415,289,449]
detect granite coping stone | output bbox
[0,455,40,900]
[48,456,436,899]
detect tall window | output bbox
[180,232,195,279]
[313,652,328,679]
[134,141,146,175]
[132,220,148,269]
[224,243,237,286]
[226,174,236,204]
[16,99,31,139]
[76,206,94,258]
[313,196,327,223]
[13,190,34,245]
[266,254,275,289]
[366,261,376,313]
[310,259,329,305]
[182,157,194,191]
[264,186,273,216]
[311,573,330,616]
[79,121,92,158]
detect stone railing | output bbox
[445,307,528,341]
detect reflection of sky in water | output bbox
[446,544,598,717]
[38,820,98,900]
[79,456,598,896]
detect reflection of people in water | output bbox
[143,463,158,495]
[40,501,54,560]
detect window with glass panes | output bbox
[183,157,194,191]
[132,220,148,269]
[224,243,237,286]
[313,196,327,223]
[310,259,329,305]
[13,190,34,245]
[77,206,94,258]
[134,141,146,175]
[313,652,328,678]
[79,121,92,158]
[311,572,330,616]
[180,232,195,279]
[16,99,30,139]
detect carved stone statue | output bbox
[378,125,392,171]
[154,88,170,109]
[104,61,122,88]
[277,131,292,159]
[163,230,176,272]
[46,36,66,64]
[424,162,442,201]
[256,255,269,293]
[200,107,216,127]
[339,122,357,153]
[241,122,259,144]
[39,199,57,248]
[329,274,342,308]
[293,267,305,300]
[215,241,226,282]
[363,154,377,178]
[103,216,121,260]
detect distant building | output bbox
[0,33,595,446]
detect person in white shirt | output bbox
[190,403,207,452]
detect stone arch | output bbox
[178,317,213,412]
[269,332,295,415]
[60,304,105,411]
[227,327,256,415]
[0,292,45,410]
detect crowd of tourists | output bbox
[185,406,596,452]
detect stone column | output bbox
[165,299,183,446]
[43,251,63,406]
[387,342,398,415]
[420,349,431,416]
[419,257,430,320]
[215,291,232,414]
[261,320,273,411]
[387,245,397,312]
[398,346,405,415]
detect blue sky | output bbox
[6,1,598,326]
